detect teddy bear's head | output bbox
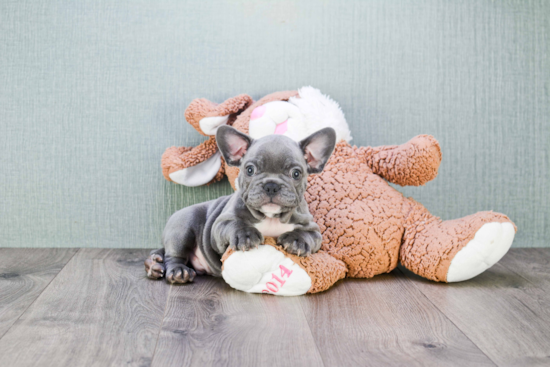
[181,87,352,190]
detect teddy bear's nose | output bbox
[263,182,281,197]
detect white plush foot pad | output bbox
[222,245,311,296]
[447,222,515,282]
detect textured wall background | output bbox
[1,0,548,248]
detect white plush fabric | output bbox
[447,222,515,282]
[248,86,353,143]
[289,86,352,143]
[248,101,305,140]
[199,115,229,135]
[222,245,311,296]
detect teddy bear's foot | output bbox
[401,206,517,282]
[221,238,347,295]
[222,245,312,296]
[447,221,515,282]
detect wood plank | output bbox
[151,276,324,367]
[400,261,550,367]
[0,248,78,338]
[298,272,495,367]
[498,248,550,289]
[0,249,169,367]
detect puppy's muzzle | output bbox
[263,182,281,197]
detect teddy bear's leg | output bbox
[221,238,347,296]
[400,200,516,282]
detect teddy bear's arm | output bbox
[357,134,442,186]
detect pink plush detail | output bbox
[250,105,266,120]
[274,120,288,135]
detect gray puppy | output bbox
[145,126,336,284]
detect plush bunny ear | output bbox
[185,95,254,136]
[299,127,337,174]
[216,126,253,167]
[162,138,224,187]
[199,115,230,135]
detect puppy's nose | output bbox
[263,182,281,197]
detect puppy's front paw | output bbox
[231,227,263,252]
[278,231,318,257]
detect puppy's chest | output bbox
[254,217,295,237]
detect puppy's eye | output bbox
[291,169,301,180]
[246,165,255,176]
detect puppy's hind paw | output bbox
[166,265,196,284]
[145,248,165,279]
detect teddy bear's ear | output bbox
[185,95,254,136]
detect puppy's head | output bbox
[216,126,336,216]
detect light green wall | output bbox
[1,0,548,248]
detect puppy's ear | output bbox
[299,127,337,174]
[216,126,253,166]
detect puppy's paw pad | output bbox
[166,266,196,284]
[447,222,515,282]
[222,245,311,296]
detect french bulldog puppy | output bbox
[145,126,336,284]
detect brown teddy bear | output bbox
[157,87,516,296]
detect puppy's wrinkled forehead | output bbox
[245,135,304,171]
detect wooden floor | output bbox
[0,249,549,367]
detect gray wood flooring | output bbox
[0,248,548,367]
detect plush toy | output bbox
[160,87,516,296]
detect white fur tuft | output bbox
[289,86,352,143]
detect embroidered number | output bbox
[262,265,294,294]
[279,265,293,278]
[264,282,279,292]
